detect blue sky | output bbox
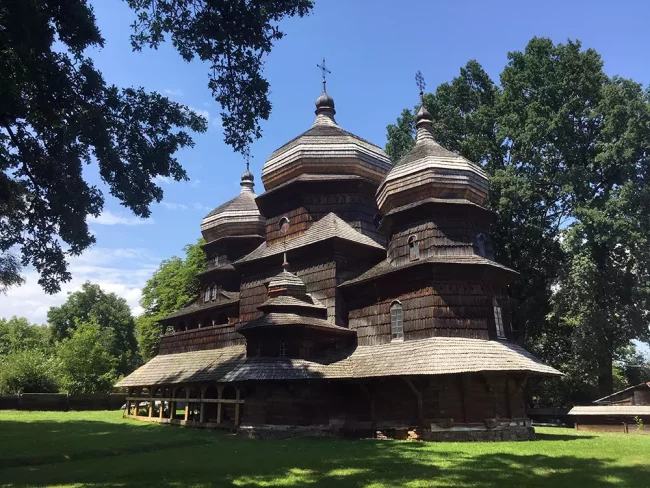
[3,0,650,356]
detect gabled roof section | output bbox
[340,255,517,288]
[162,292,240,321]
[594,381,650,404]
[236,312,353,334]
[235,212,385,264]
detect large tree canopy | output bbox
[136,239,206,361]
[47,282,138,374]
[126,0,313,155]
[0,0,207,294]
[386,38,650,400]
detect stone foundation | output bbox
[238,419,535,441]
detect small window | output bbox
[493,297,506,339]
[390,301,404,341]
[210,284,218,301]
[278,216,290,234]
[408,235,420,261]
[476,233,486,257]
[279,341,288,357]
[203,287,210,303]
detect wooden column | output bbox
[184,388,190,422]
[159,400,165,420]
[216,385,224,424]
[148,388,153,418]
[169,399,175,420]
[124,400,130,417]
[404,377,424,426]
[234,387,241,426]
[199,386,206,423]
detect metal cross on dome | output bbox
[317,58,331,92]
[415,70,426,102]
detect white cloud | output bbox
[163,88,184,97]
[187,106,210,120]
[0,247,160,323]
[88,210,154,226]
[193,202,212,212]
[211,115,223,129]
[160,202,189,211]
[153,175,172,184]
[190,179,202,188]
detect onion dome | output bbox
[376,98,489,215]
[200,167,265,242]
[261,90,391,191]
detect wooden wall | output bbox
[347,278,511,345]
[263,190,383,246]
[240,373,527,427]
[387,218,493,266]
[239,259,338,324]
[159,323,244,355]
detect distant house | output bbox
[568,382,650,434]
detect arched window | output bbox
[203,287,210,303]
[408,235,420,261]
[279,341,288,357]
[390,301,404,341]
[476,233,487,257]
[210,284,218,301]
[493,297,505,339]
[278,216,290,234]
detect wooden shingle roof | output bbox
[235,212,385,264]
[162,292,240,321]
[116,337,560,387]
[339,255,517,288]
[235,312,352,333]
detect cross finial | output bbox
[317,58,331,93]
[415,70,426,103]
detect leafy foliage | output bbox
[47,282,138,374]
[0,0,207,293]
[0,316,51,356]
[0,350,58,394]
[136,239,206,360]
[56,320,117,394]
[126,0,313,155]
[385,37,650,401]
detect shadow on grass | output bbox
[0,420,648,488]
[535,432,595,441]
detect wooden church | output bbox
[117,73,560,441]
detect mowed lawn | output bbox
[1,411,649,487]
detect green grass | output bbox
[1,410,649,487]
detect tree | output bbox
[0,350,58,394]
[56,320,117,394]
[385,37,650,399]
[0,316,51,356]
[137,239,206,360]
[1,1,207,294]
[126,0,313,155]
[47,282,138,374]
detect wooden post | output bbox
[505,375,512,418]
[404,377,424,426]
[199,386,205,423]
[217,385,224,424]
[184,388,190,422]
[169,399,175,420]
[148,387,153,418]
[125,400,130,418]
[159,400,165,420]
[234,387,241,426]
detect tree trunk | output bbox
[597,353,613,398]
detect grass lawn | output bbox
[1,410,649,487]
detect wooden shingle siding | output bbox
[348,281,509,345]
[388,219,493,266]
[158,324,244,355]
